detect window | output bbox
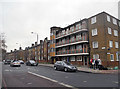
[112,18,117,25]
[77,56,82,61]
[109,41,113,48]
[70,35,75,42]
[108,27,112,34]
[66,28,69,34]
[76,33,82,41]
[76,23,81,30]
[110,54,114,61]
[91,16,96,24]
[70,26,74,32]
[70,56,75,61]
[107,15,111,22]
[92,28,97,36]
[76,45,82,50]
[93,54,99,59]
[62,30,65,35]
[116,52,119,61]
[114,30,118,36]
[115,42,118,48]
[70,46,75,50]
[92,41,98,48]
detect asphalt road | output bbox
[2,63,119,89]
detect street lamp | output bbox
[31,32,38,44]
[31,32,39,63]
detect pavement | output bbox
[38,63,119,74]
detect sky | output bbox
[0,0,119,52]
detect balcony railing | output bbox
[56,49,88,55]
[56,27,87,38]
[56,37,87,46]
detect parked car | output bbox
[4,60,11,64]
[54,61,77,72]
[10,60,21,67]
[19,60,24,64]
[26,60,38,66]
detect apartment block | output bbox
[50,12,120,67]
[50,19,89,66]
[88,12,120,67]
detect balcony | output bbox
[56,49,88,56]
[56,28,88,39]
[56,37,88,48]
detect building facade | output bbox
[55,19,89,66]
[50,12,120,67]
[88,12,120,67]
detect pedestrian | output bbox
[92,59,95,70]
[90,59,93,68]
[98,58,102,70]
[95,59,99,69]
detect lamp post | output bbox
[31,32,38,44]
[16,43,21,60]
[31,32,39,63]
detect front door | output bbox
[84,56,87,66]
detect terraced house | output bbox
[50,12,120,68]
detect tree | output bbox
[0,33,7,61]
[0,33,7,50]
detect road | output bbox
[2,63,119,89]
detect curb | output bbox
[38,64,118,74]
[38,64,96,74]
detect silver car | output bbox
[54,61,77,72]
[10,60,21,67]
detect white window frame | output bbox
[77,56,82,61]
[91,16,96,24]
[108,27,112,34]
[112,18,117,25]
[107,15,111,22]
[70,56,75,61]
[92,41,98,48]
[109,41,113,48]
[110,54,114,61]
[92,28,97,36]
[114,30,118,36]
[116,52,119,61]
[115,42,118,48]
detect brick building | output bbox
[88,12,119,67]
[50,12,120,67]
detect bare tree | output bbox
[0,33,7,50]
[0,33,7,61]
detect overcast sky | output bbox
[0,0,119,52]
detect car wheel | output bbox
[64,68,68,72]
[54,66,57,70]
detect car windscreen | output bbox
[29,60,35,63]
[64,61,72,65]
[13,61,20,63]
